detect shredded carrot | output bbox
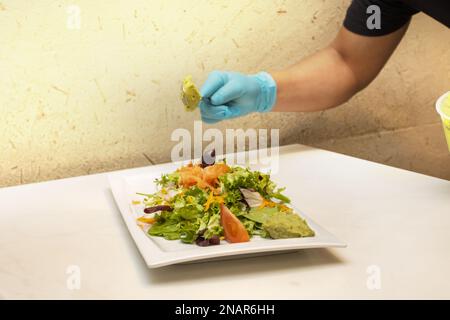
[278,204,290,212]
[259,199,277,209]
[204,190,224,211]
[137,216,156,224]
[204,191,215,211]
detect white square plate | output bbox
[108,161,346,268]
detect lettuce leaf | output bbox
[219,167,290,203]
[243,207,279,224]
[155,172,180,187]
[203,209,223,239]
[145,164,297,245]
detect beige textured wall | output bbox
[0,0,449,187]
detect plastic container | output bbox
[435,91,450,152]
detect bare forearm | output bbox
[271,26,408,113]
[271,46,359,112]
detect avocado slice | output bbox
[181,75,202,112]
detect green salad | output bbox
[136,155,314,246]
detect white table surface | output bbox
[1,144,449,299]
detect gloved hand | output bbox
[199,71,277,124]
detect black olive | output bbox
[144,205,173,214]
[195,237,210,247]
[209,235,220,245]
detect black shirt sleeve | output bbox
[344,0,419,36]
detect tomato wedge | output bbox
[220,204,250,243]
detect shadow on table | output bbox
[147,248,344,285]
[105,188,346,285]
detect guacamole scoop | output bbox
[244,207,315,239]
[264,213,315,238]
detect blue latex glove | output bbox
[199,71,277,124]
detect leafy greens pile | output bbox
[137,159,314,246]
